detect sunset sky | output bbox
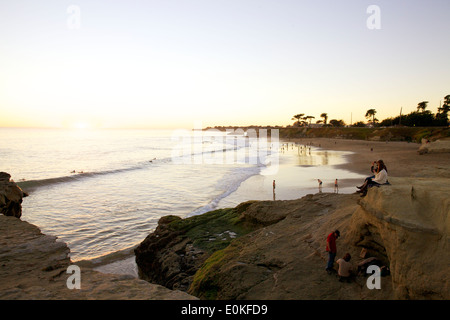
[1,0,449,129]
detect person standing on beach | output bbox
[334,179,339,193]
[272,180,276,201]
[326,230,340,274]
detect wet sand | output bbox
[287,138,450,179]
[218,137,450,208]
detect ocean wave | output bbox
[16,165,148,192]
[187,165,261,217]
[16,142,274,193]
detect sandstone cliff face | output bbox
[136,179,449,300]
[346,177,449,299]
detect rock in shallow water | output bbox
[0,172,28,219]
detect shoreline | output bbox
[47,138,366,277]
[37,138,447,276]
[283,137,450,178]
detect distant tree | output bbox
[320,113,328,125]
[404,111,434,127]
[329,119,346,127]
[305,115,315,126]
[379,117,399,127]
[438,95,450,115]
[436,95,450,126]
[365,109,377,126]
[444,94,450,106]
[352,121,367,127]
[291,113,304,126]
[417,101,429,112]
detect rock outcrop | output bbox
[0,214,197,300]
[0,172,28,218]
[136,178,449,300]
[346,177,449,299]
[134,203,262,292]
[418,138,450,155]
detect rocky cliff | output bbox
[347,177,449,299]
[0,214,196,299]
[0,172,196,300]
[135,178,449,300]
[0,172,28,218]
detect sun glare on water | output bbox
[67,121,100,131]
[74,122,90,130]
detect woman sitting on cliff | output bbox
[356,160,388,197]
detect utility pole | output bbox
[399,107,402,126]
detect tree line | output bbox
[291,95,449,128]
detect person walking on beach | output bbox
[318,179,323,193]
[272,180,276,201]
[326,230,340,274]
[334,179,339,193]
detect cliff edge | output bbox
[0,214,196,299]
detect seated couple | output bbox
[356,160,388,197]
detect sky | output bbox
[0,0,449,129]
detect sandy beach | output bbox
[289,138,450,179]
[219,137,450,208]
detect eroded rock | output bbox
[0,172,28,218]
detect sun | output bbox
[72,121,93,130]
[74,122,89,130]
[61,117,101,130]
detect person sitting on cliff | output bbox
[358,159,387,185]
[356,160,388,197]
[364,161,378,182]
[336,253,353,282]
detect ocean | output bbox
[0,127,364,277]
